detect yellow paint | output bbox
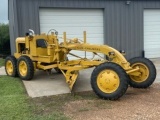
[97,69,120,93]
[6,60,13,75]
[37,62,58,70]
[18,61,27,77]
[129,63,149,83]
[67,70,79,90]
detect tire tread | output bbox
[91,62,128,100]
[128,57,156,88]
[5,55,18,77]
[17,56,34,80]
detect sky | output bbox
[0,0,8,23]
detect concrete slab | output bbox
[23,68,93,98]
[0,66,6,75]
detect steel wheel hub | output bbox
[6,60,13,75]
[97,69,120,93]
[130,63,149,82]
[19,61,27,76]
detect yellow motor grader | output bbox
[5,29,156,100]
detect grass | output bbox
[0,75,69,120]
[0,75,113,120]
[0,58,5,67]
[78,107,90,112]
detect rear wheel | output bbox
[128,57,156,88]
[17,56,34,80]
[91,62,128,100]
[5,56,18,77]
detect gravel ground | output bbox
[64,83,160,120]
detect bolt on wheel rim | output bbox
[130,63,149,83]
[19,61,27,77]
[97,69,120,93]
[6,60,13,75]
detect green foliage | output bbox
[0,23,10,55]
[0,23,9,41]
[0,58,5,67]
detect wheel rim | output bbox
[97,69,120,93]
[130,63,149,83]
[19,61,27,77]
[6,60,14,75]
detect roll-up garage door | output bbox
[144,9,160,58]
[39,8,104,59]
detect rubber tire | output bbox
[17,56,34,80]
[91,62,128,100]
[5,55,18,77]
[128,57,156,88]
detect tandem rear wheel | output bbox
[5,55,18,77]
[17,56,34,80]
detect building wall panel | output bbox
[9,0,160,59]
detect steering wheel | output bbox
[47,29,58,36]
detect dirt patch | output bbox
[29,83,160,120]
[63,83,160,120]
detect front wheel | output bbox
[91,62,128,100]
[128,57,156,88]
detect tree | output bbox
[0,23,10,55]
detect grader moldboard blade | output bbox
[61,69,79,91]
